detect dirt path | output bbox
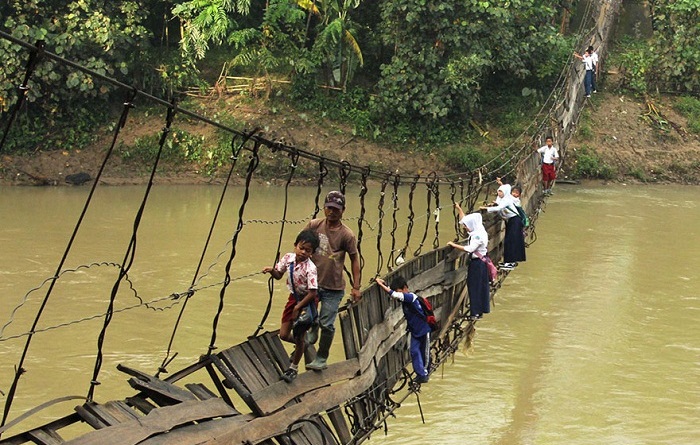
[1,93,699,186]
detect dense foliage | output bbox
[1,0,699,155]
[0,0,151,113]
[613,0,700,95]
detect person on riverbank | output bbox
[481,182,526,270]
[303,191,362,371]
[573,48,595,97]
[588,45,599,93]
[448,204,490,320]
[375,276,431,384]
[262,229,320,383]
[536,136,559,195]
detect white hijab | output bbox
[459,212,489,255]
[495,184,514,207]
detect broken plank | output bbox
[64,398,238,445]
[252,358,360,415]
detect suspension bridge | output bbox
[0,1,621,443]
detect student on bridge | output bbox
[263,230,320,383]
[375,276,431,384]
[448,205,490,321]
[304,191,362,371]
[481,180,526,270]
[536,136,559,195]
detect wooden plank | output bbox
[339,311,358,360]
[118,365,197,406]
[209,354,260,415]
[125,396,156,414]
[135,414,254,445]
[126,376,196,406]
[64,398,238,445]
[162,355,212,384]
[77,401,139,428]
[252,358,359,415]
[74,404,108,429]
[220,347,267,392]
[185,383,218,401]
[240,340,278,385]
[26,428,64,445]
[205,363,235,408]
[260,331,290,371]
[327,406,353,445]
[207,338,396,445]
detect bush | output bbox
[674,96,700,134]
[570,145,616,179]
[442,146,488,173]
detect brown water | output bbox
[1,183,699,444]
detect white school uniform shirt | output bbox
[459,213,488,257]
[582,53,594,71]
[537,145,559,164]
[590,51,599,69]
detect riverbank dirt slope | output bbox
[1,92,699,186]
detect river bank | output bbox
[1,92,699,186]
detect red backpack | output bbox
[416,296,440,332]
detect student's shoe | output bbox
[585,94,591,98]
[416,375,429,384]
[306,356,328,371]
[281,368,298,383]
[500,263,515,270]
[593,90,598,93]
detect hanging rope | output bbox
[450,181,460,236]
[253,147,300,338]
[1,88,139,425]
[398,175,419,263]
[338,161,352,194]
[0,40,44,153]
[208,141,261,355]
[312,159,328,219]
[374,175,390,278]
[431,175,441,250]
[87,99,176,402]
[413,173,436,257]
[356,167,370,272]
[156,130,252,377]
[386,174,400,271]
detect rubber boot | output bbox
[306,329,333,370]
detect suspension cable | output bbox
[208,141,260,355]
[156,130,252,377]
[253,147,300,338]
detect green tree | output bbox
[172,0,252,59]
[0,0,152,113]
[228,0,311,98]
[376,0,566,126]
[650,0,700,92]
[309,0,364,91]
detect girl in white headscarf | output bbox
[481,182,526,270]
[448,203,491,320]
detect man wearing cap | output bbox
[303,191,362,370]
